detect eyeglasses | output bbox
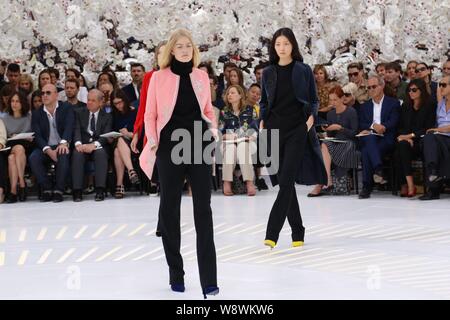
[41,91,53,96]
[367,85,378,90]
[415,67,427,73]
[348,72,359,78]
[439,83,448,88]
[343,93,352,97]
[408,87,419,93]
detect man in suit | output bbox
[122,63,145,103]
[420,76,450,200]
[0,63,21,91]
[71,89,112,202]
[358,75,400,199]
[29,84,74,202]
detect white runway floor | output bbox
[0,183,449,300]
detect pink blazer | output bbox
[139,67,218,179]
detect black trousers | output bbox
[0,152,6,190]
[265,124,307,243]
[394,140,422,178]
[423,133,450,169]
[71,148,109,190]
[423,133,450,190]
[29,146,70,192]
[156,148,217,289]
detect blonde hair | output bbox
[159,29,200,69]
[153,40,167,69]
[19,74,34,92]
[223,85,247,112]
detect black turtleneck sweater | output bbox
[159,59,207,151]
[267,61,306,133]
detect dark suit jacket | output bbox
[122,83,138,103]
[260,61,327,186]
[73,108,112,148]
[31,102,75,150]
[359,95,401,145]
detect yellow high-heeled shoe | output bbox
[264,239,276,249]
[292,241,304,247]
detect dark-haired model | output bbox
[260,28,327,249]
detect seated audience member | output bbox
[442,60,450,77]
[0,84,15,118]
[96,71,117,90]
[122,63,145,104]
[419,76,450,200]
[18,74,34,96]
[110,90,139,199]
[246,83,268,191]
[394,79,436,198]
[415,62,438,106]
[347,62,369,104]
[358,75,400,199]
[29,84,74,202]
[384,62,408,102]
[1,63,20,91]
[48,67,64,92]
[3,91,32,203]
[58,68,88,103]
[314,64,335,121]
[64,79,86,112]
[31,90,43,110]
[228,67,245,89]
[375,62,386,78]
[308,85,359,197]
[342,82,361,115]
[0,119,7,203]
[99,82,114,113]
[71,89,112,202]
[405,60,418,82]
[219,85,258,196]
[253,62,267,86]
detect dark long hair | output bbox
[269,28,303,65]
[7,91,30,117]
[110,89,132,115]
[404,78,431,110]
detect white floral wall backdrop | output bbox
[0,0,448,84]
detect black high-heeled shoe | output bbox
[18,187,27,202]
[202,286,219,299]
[7,194,17,204]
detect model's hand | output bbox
[306,115,314,132]
[130,134,139,153]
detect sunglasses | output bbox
[408,87,419,93]
[367,85,378,90]
[439,83,448,88]
[415,67,427,73]
[343,93,352,97]
[41,91,53,96]
[348,72,359,78]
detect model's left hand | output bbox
[306,115,314,132]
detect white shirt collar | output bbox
[43,102,59,117]
[373,95,385,107]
